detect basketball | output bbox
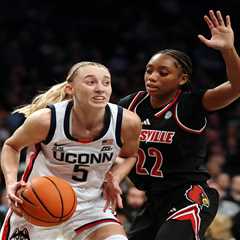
[17,176,77,227]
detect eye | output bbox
[145,68,153,74]
[159,71,168,77]
[84,77,96,85]
[86,80,95,85]
[103,80,111,86]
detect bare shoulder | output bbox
[122,108,142,132]
[119,108,141,156]
[6,108,52,150]
[24,108,51,129]
[20,108,52,142]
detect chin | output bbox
[90,102,107,108]
[147,90,160,96]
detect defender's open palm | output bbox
[198,10,234,51]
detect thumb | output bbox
[198,34,211,47]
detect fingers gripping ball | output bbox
[17,176,77,227]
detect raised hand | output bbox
[198,10,234,51]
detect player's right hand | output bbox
[7,180,27,217]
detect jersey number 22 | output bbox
[136,147,163,177]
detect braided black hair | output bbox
[157,49,193,90]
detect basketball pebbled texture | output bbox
[18,176,77,227]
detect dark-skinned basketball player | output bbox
[104,10,240,240]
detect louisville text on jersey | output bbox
[140,129,175,144]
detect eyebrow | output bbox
[146,64,170,70]
[83,74,110,79]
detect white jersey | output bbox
[22,100,123,202]
[1,101,124,239]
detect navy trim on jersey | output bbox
[97,104,111,141]
[64,101,111,142]
[64,101,76,141]
[42,104,56,144]
[115,106,123,147]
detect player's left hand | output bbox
[102,171,123,213]
[198,10,234,51]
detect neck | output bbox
[149,89,180,109]
[72,104,105,130]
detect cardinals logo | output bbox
[185,185,209,208]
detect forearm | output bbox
[111,156,137,183]
[1,143,21,187]
[221,47,240,91]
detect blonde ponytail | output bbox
[14,81,71,117]
[14,61,109,117]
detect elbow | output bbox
[3,140,21,153]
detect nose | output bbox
[147,72,158,83]
[95,82,105,92]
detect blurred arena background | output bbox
[1,1,240,239]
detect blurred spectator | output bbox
[226,176,240,205]
[205,214,234,240]
[218,175,240,217]
[215,173,231,198]
[126,186,146,210]
[126,186,145,220]
[0,189,8,227]
[207,154,225,178]
[118,185,146,232]
[207,173,231,200]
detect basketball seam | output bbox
[22,176,76,226]
[44,176,64,219]
[44,176,76,219]
[20,191,35,205]
[21,206,64,225]
[62,187,77,219]
[30,179,62,219]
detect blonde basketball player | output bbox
[0,62,142,240]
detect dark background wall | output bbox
[0,0,239,107]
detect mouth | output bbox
[92,96,106,101]
[146,85,158,92]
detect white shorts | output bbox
[0,197,120,240]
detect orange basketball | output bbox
[18,176,77,227]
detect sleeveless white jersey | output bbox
[22,100,123,202]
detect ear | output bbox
[179,74,188,86]
[64,83,74,96]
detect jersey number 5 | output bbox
[72,164,89,182]
[136,147,163,177]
